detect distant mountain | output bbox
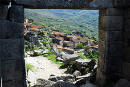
[24,9,99,38]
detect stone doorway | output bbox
[0,0,130,87]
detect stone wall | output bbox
[0,0,130,87]
[0,5,27,87]
[97,8,124,87]
[123,8,130,80]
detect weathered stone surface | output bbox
[0,5,8,20]
[49,74,75,82]
[104,8,124,16]
[12,0,91,9]
[0,20,24,39]
[73,70,81,77]
[107,31,123,41]
[123,62,130,80]
[2,79,27,87]
[33,79,55,87]
[53,81,77,87]
[27,70,37,86]
[0,39,24,61]
[8,5,24,23]
[61,54,80,64]
[80,82,97,87]
[90,0,113,8]
[102,16,123,30]
[114,79,130,87]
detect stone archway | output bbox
[0,0,130,87]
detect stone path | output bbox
[25,56,65,80]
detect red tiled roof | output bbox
[63,41,71,43]
[56,45,63,49]
[54,32,65,36]
[89,45,98,49]
[72,39,80,43]
[24,22,32,26]
[31,25,43,29]
[76,35,81,39]
[81,37,88,43]
[30,28,40,31]
[56,37,64,41]
[24,30,29,35]
[63,47,74,51]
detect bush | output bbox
[78,53,87,59]
[85,51,98,59]
[47,54,64,66]
[26,64,34,72]
[76,42,84,49]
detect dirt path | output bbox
[25,56,65,80]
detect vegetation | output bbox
[78,53,87,59]
[76,42,84,49]
[26,64,34,72]
[47,54,64,66]
[25,9,99,39]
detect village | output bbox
[23,18,99,87]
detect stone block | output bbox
[0,20,24,39]
[90,0,113,8]
[99,30,107,41]
[107,31,123,41]
[0,5,8,20]
[15,59,26,79]
[124,8,130,19]
[98,40,106,53]
[2,79,27,87]
[123,62,130,80]
[8,5,24,23]
[1,60,16,81]
[126,0,130,7]
[104,8,124,16]
[124,48,130,62]
[0,39,24,61]
[102,16,123,30]
[106,42,124,57]
[125,20,130,31]
[114,0,126,8]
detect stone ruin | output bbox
[0,0,130,87]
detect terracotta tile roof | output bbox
[81,37,88,43]
[76,35,81,39]
[24,30,29,35]
[89,45,98,49]
[67,44,74,47]
[24,22,32,26]
[54,32,65,36]
[30,28,40,31]
[56,45,63,49]
[89,48,93,52]
[72,39,80,43]
[63,41,71,43]
[63,47,74,51]
[74,51,78,54]
[56,37,64,41]
[31,25,43,29]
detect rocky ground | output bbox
[25,56,66,80]
[24,51,130,87]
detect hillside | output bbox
[24,9,99,38]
